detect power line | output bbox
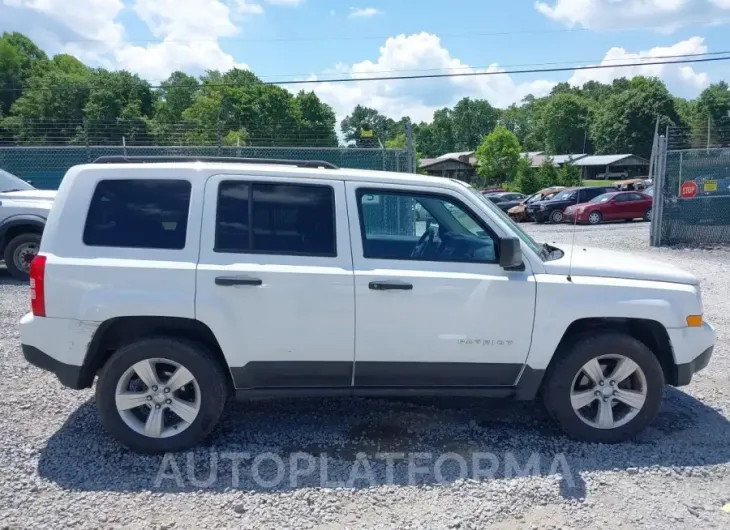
[259,50,730,81]
[2,52,729,93]
[268,54,730,86]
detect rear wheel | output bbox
[587,211,602,225]
[549,209,564,223]
[644,208,652,222]
[96,337,229,453]
[4,232,41,280]
[542,332,664,443]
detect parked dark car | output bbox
[527,185,618,223]
[482,192,527,213]
[564,191,653,224]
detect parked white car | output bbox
[20,157,715,453]
[0,169,55,279]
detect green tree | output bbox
[0,32,49,116]
[474,126,522,185]
[559,162,582,187]
[340,105,399,145]
[537,159,560,188]
[696,82,730,146]
[513,157,541,194]
[3,55,90,144]
[590,76,681,158]
[293,90,337,147]
[450,97,500,151]
[539,93,589,154]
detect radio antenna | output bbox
[566,156,581,283]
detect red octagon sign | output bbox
[680,181,698,198]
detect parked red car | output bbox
[564,191,652,224]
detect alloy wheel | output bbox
[570,354,648,430]
[115,358,201,438]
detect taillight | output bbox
[30,255,46,317]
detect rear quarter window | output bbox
[83,179,192,249]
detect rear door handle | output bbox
[369,280,413,291]
[215,275,263,286]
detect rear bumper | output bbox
[19,312,98,389]
[22,344,85,389]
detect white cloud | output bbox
[1,0,247,82]
[535,0,730,31]
[348,7,382,18]
[568,36,711,91]
[289,33,556,127]
[235,0,264,15]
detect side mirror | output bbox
[499,236,523,270]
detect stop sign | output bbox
[680,181,697,198]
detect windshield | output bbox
[0,169,35,191]
[589,193,614,204]
[552,189,575,201]
[462,184,542,255]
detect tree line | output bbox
[1,32,729,155]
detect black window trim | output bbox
[355,187,500,265]
[82,178,192,250]
[214,180,338,258]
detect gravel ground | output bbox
[2,221,730,529]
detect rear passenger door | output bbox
[195,175,355,390]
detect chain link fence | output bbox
[652,126,730,247]
[0,145,413,190]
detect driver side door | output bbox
[346,182,537,389]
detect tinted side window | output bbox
[84,179,191,249]
[215,182,336,257]
[627,193,645,201]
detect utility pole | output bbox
[707,115,711,153]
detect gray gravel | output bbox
[2,221,730,529]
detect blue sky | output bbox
[2,0,730,123]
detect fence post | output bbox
[216,122,223,156]
[405,121,415,173]
[84,119,91,163]
[650,135,667,247]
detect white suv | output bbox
[20,157,715,453]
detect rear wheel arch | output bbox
[80,316,233,391]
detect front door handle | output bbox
[369,280,413,291]
[215,275,263,287]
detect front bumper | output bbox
[675,346,713,386]
[669,321,716,386]
[530,209,548,222]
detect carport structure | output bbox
[572,154,650,180]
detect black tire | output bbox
[3,232,41,280]
[542,332,664,444]
[549,209,564,223]
[587,211,602,225]
[96,337,229,454]
[644,208,652,222]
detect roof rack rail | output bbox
[91,155,339,170]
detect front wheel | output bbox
[96,337,229,453]
[587,211,602,225]
[549,209,564,223]
[4,232,41,280]
[542,332,664,443]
